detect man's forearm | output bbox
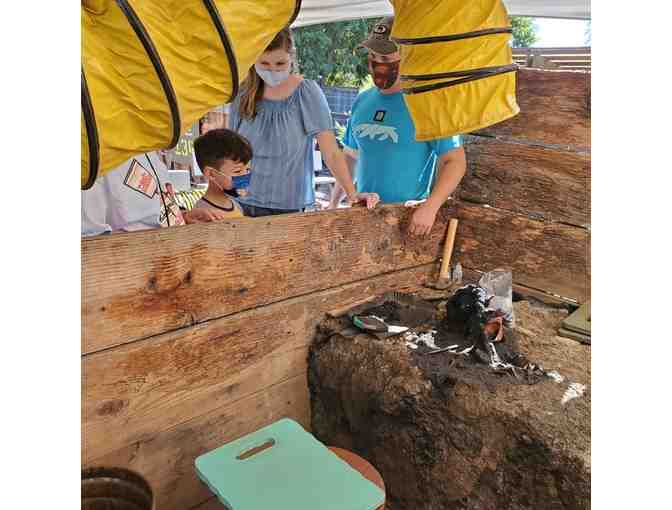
[425,150,467,210]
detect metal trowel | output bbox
[352,315,409,337]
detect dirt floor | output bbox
[309,297,590,510]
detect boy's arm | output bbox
[408,147,466,236]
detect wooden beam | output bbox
[512,47,591,55]
[85,375,310,510]
[514,56,591,63]
[461,136,590,226]
[83,263,437,463]
[453,202,590,303]
[82,205,455,355]
[474,68,590,151]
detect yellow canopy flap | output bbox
[390,0,519,141]
[81,0,300,189]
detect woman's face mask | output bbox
[368,56,401,90]
[255,49,292,87]
[254,65,290,87]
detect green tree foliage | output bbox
[294,16,540,85]
[294,19,376,87]
[510,16,539,48]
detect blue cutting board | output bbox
[195,419,385,510]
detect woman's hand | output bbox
[348,192,380,210]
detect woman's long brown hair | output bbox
[239,28,295,120]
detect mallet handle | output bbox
[439,218,459,279]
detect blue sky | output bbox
[534,18,590,47]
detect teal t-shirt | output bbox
[343,88,462,203]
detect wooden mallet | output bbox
[431,218,459,290]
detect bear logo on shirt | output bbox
[353,123,399,144]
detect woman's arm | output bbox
[316,130,378,209]
[328,147,358,209]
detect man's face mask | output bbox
[369,58,400,90]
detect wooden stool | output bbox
[329,447,386,510]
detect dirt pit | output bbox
[309,297,590,510]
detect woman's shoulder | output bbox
[296,79,328,106]
[297,78,323,95]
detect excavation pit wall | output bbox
[308,298,590,510]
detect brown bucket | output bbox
[82,467,154,510]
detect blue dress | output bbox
[229,80,333,211]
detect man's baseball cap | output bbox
[359,17,398,55]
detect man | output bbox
[329,17,467,236]
[82,151,230,237]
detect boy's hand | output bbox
[183,208,231,224]
[347,192,380,210]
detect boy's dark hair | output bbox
[194,128,253,170]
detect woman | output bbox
[229,28,378,217]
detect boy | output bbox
[192,129,253,218]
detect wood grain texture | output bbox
[82,205,456,355]
[83,263,437,463]
[475,68,590,151]
[190,497,226,510]
[453,202,590,302]
[461,136,590,226]
[85,375,310,510]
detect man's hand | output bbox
[183,208,232,224]
[408,202,439,236]
[408,147,466,236]
[348,192,380,210]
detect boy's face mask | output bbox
[368,58,401,90]
[208,162,251,193]
[231,173,251,189]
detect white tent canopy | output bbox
[294,1,590,27]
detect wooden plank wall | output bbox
[83,206,454,510]
[462,68,591,302]
[82,68,590,510]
